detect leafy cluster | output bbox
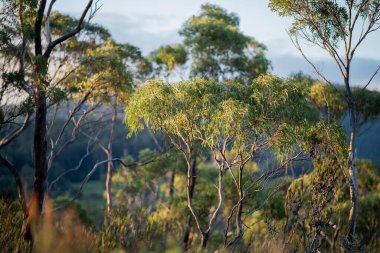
[180,4,270,81]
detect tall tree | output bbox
[0,0,99,245]
[75,39,149,226]
[126,79,224,247]
[180,3,270,82]
[125,75,316,248]
[269,1,380,250]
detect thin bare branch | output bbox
[43,0,95,58]
[0,114,30,149]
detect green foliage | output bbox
[65,38,152,104]
[112,149,186,209]
[261,179,292,222]
[126,76,316,159]
[353,88,380,124]
[47,87,67,104]
[50,11,111,40]
[270,159,380,252]
[0,198,27,252]
[268,0,380,130]
[252,74,318,126]
[302,120,347,159]
[75,40,134,101]
[357,193,380,249]
[357,160,380,195]
[96,208,166,251]
[34,55,48,76]
[53,197,94,227]
[180,4,270,81]
[251,74,319,159]
[125,76,322,249]
[1,72,25,89]
[1,2,380,251]
[309,82,346,118]
[151,44,188,77]
[269,0,348,46]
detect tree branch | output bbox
[0,114,30,149]
[0,154,28,216]
[35,0,47,55]
[43,0,95,58]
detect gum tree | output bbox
[125,75,317,248]
[180,3,270,82]
[126,79,229,247]
[0,0,100,244]
[222,74,318,247]
[269,1,380,250]
[76,39,151,226]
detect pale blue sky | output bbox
[54,0,380,88]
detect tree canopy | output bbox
[180,4,270,81]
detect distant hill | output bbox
[355,119,380,167]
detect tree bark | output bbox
[20,0,48,242]
[236,167,244,238]
[345,102,358,252]
[202,168,224,248]
[184,151,224,249]
[183,156,196,250]
[228,166,244,247]
[169,171,175,199]
[105,95,117,227]
[23,87,48,241]
[16,0,94,245]
[201,231,209,248]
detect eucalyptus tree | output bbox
[42,13,113,177]
[0,0,101,243]
[125,75,317,248]
[288,73,380,251]
[269,1,380,249]
[1,8,111,210]
[282,120,348,253]
[222,74,318,247]
[180,3,270,82]
[74,39,151,227]
[126,79,226,247]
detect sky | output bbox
[54,0,380,88]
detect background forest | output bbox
[1,1,380,252]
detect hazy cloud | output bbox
[55,2,380,89]
[93,13,181,52]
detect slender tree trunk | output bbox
[184,153,224,249]
[232,166,244,246]
[345,102,358,252]
[183,156,196,250]
[331,223,340,253]
[183,216,193,251]
[17,0,92,246]
[105,95,117,227]
[21,0,48,240]
[169,171,175,198]
[201,232,209,248]
[226,165,244,248]
[202,168,224,248]
[165,170,176,235]
[22,87,48,241]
